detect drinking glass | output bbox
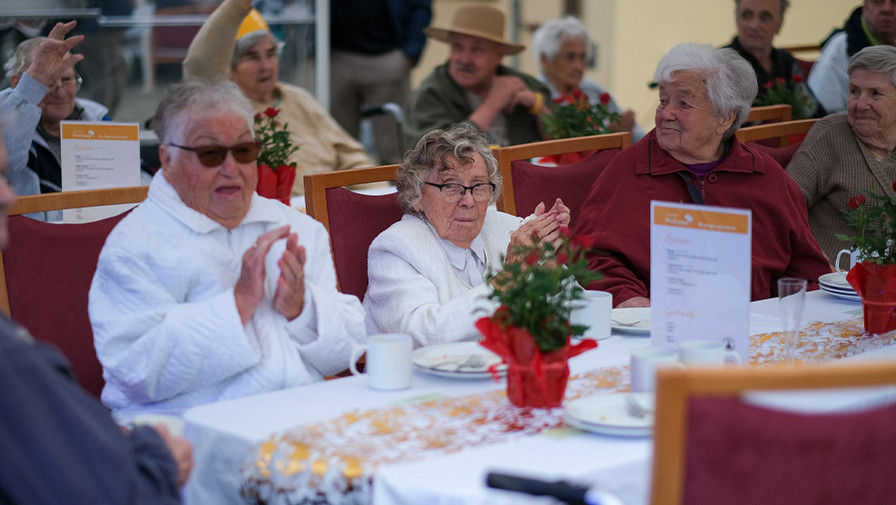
[778,277,807,366]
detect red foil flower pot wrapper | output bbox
[846,261,896,334]
[475,316,597,408]
[256,164,296,206]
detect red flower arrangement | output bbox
[753,75,815,119]
[254,108,299,205]
[475,226,601,407]
[540,90,620,140]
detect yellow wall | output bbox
[414,0,857,133]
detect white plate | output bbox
[611,308,651,335]
[820,285,862,303]
[818,272,854,291]
[564,393,654,437]
[412,342,506,379]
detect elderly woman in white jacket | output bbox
[363,123,570,347]
[89,79,367,423]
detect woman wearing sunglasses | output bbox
[88,79,367,424]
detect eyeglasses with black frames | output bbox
[425,181,495,203]
[165,141,262,168]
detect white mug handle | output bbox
[836,249,849,272]
[349,345,367,376]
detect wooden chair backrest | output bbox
[494,132,631,218]
[303,165,401,298]
[745,104,792,125]
[735,118,820,147]
[650,361,896,505]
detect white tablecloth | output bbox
[182,290,895,505]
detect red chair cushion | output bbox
[326,187,403,300]
[684,396,896,505]
[746,141,802,168]
[511,148,620,226]
[3,212,129,399]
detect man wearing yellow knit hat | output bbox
[183,0,375,196]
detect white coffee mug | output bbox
[350,333,413,390]
[835,249,861,272]
[630,346,684,393]
[679,339,743,366]
[569,290,613,340]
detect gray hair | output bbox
[232,30,280,69]
[734,0,789,14]
[849,45,896,88]
[151,79,254,144]
[397,122,502,215]
[4,37,43,79]
[531,16,593,66]
[653,42,757,139]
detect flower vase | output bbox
[846,261,896,334]
[475,316,597,409]
[256,164,297,206]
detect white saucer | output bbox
[412,342,506,379]
[564,393,654,437]
[611,308,651,335]
[818,272,853,291]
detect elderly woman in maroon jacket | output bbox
[572,42,831,308]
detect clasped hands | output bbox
[505,198,570,265]
[235,225,306,323]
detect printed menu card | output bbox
[60,121,141,222]
[649,201,751,360]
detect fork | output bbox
[624,394,653,418]
[433,354,486,371]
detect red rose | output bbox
[559,225,570,238]
[792,74,803,83]
[848,195,867,209]
[264,108,279,118]
[599,92,611,106]
[254,113,262,121]
[763,81,774,89]
[775,77,786,85]
[556,252,569,265]
[525,250,540,266]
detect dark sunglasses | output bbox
[166,141,262,167]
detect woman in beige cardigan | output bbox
[182,0,375,195]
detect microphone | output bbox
[486,472,626,505]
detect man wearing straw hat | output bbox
[403,3,551,150]
[183,0,375,196]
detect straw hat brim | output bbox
[424,26,525,56]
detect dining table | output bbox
[182,289,896,505]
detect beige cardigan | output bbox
[182,0,375,195]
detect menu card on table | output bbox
[649,201,751,360]
[60,121,141,222]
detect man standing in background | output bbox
[330,0,432,164]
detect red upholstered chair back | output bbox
[736,118,820,168]
[304,165,402,300]
[650,361,896,505]
[495,132,631,223]
[509,148,621,227]
[0,186,148,399]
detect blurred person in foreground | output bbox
[810,0,896,115]
[89,79,367,423]
[532,16,645,142]
[724,0,818,116]
[364,123,570,347]
[0,126,193,504]
[572,43,831,308]
[402,3,551,150]
[0,21,110,198]
[788,45,896,264]
[183,0,375,195]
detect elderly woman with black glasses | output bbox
[363,123,570,347]
[88,79,367,424]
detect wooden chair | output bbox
[735,118,820,168]
[494,132,631,224]
[746,104,792,125]
[650,361,896,505]
[303,165,402,300]
[0,186,149,398]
